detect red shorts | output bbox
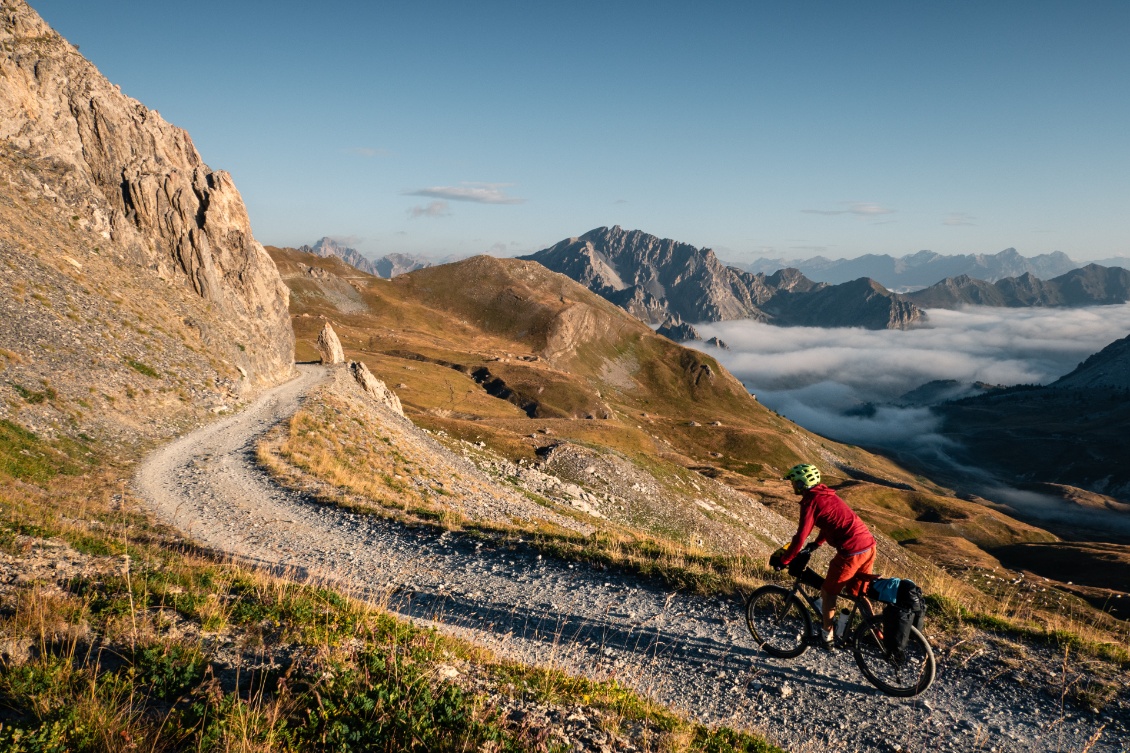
[823,546,875,598]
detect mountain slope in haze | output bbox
[522,226,923,330]
[937,332,1130,502]
[907,264,1130,309]
[298,236,432,278]
[740,247,1081,288]
[0,0,294,446]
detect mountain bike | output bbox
[744,550,936,697]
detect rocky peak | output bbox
[525,227,923,330]
[0,0,293,386]
[300,237,380,276]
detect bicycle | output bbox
[744,548,936,697]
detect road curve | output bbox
[135,364,1123,753]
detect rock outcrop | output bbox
[316,322,345,364]
[349,361,404,416]
[523,226,922,330]
[0,0,293,386]
[656,316,701,342]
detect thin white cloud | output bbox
[802,201,895,217]
[405,182,524,205]
[943,212,976,227]
[408,201,451,219]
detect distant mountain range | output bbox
[734,248,1130,289]
[522,226,922,331]
[298,237,432,278]
[905,264,1130,309]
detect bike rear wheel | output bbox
[852,614,936,697]
[745,585,811,658]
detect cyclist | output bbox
[773,463,875,649]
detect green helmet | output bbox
[784,463,821,489]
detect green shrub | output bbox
[125,359,159,378]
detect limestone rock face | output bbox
[316,323,345,365]
[349,361,404,416]
[0,0,293,386]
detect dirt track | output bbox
[135,364,1127,753]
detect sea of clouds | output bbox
[692,303,1130,453]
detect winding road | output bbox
[135,365,1125,753]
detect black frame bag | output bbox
[881,580,925,660]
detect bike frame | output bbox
[783,566,876,647]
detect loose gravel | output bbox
[135,365,1128,753]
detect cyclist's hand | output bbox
[768,546,788,571]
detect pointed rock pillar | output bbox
[316,322,345,364]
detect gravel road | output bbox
[135,365,1127,753]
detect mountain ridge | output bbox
[737,247,1105,288]
[298,236,433,278]
[906,264,1130,309]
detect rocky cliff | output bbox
[523,226,922,330]
[0,0,293,387]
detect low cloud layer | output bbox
[693,304,1130,452]
[693,304,1130,521]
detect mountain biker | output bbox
[774,463,875,649]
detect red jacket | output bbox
[781,484,874,565]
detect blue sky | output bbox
[31,0,1130,262]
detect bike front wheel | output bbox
[852,614,936,697]
[745,585,811,658]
